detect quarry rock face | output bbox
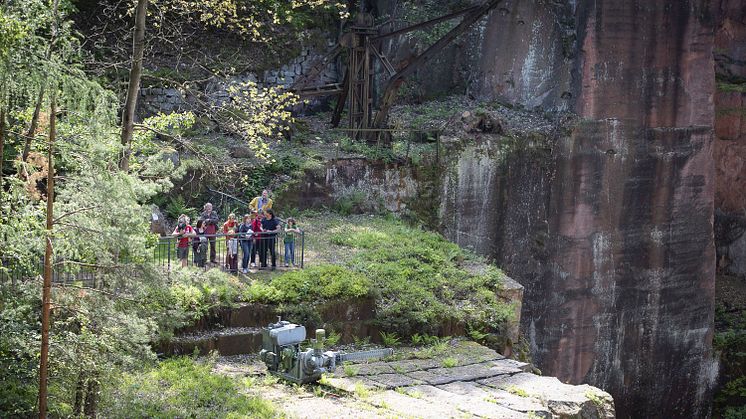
[328,0,721,416]
[474,1,718,417]
[714,0,746,213]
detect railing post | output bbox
[167,237,172,273]
[301,231,305,269]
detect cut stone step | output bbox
[162,327,263,356]
[225,303,277,328]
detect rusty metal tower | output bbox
[293,0,503,141]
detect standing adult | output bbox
[199,202,219,264]
[237,214,254,274]
[192,220,208,268]
[223,213,238,272]
[250,211,263,268]
[284,217,301,267]
[260,209,280,269]
[172,214,195,268]
[249,189,274,214]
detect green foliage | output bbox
[324,216,511,337]
[339,137,398,163]
[467,325,490,342]
[225,81,299,163]
[244,265,371,305]
[159,0,348,42]
[380,331,401,347]
[353,335,371,346]
[718,82,746,93]
[168,268,245,321]
[0,284,40,417]
[715,303,746,416]
[101,356,277,418]
[441,357,458,368]
[505,385,529,398]
[164,196,198,221]
[238,153,302,200]
[585,390,608,407]
[334,189,368,215]
[353,382,371,399]
[342,362,358,377]
[323,329,341,347]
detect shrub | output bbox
[324,217,512,337]
[441,357,458,368]
[168,268,245,321]
[243,265,371,304]
[380,331,401,347]
[101,356,277,418]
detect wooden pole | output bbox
[120,0,148,172]
[21,88,45,162]
[0,108,6,190]
[38,95,56,419]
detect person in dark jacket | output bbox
[259,209,280,269]
[192,220,208,268]
[199,203,219,263]
[237,214,254,273]
[250,211,263,267]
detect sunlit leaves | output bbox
[225,80,298,162]
[150,0,349,41]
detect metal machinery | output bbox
[292,0,503,140]
[259,318,394,384]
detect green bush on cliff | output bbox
[324,216,512,336]
[167,269,246,322]
[243,265,371,304]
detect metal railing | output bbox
[154,231,305,272]
[0,258,102,287]
[0,231,305,287]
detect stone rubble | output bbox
[218,340,615,418]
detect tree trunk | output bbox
[21,88,44,162]
[83,374,99,418]
[73,371,86,416]
[0,108,6,188]
[38,95,55,419]
[120,0,148,172]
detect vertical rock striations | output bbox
[475,1,718,417]
[298,0,726,415]
[714,0,746,214]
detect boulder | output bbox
[150,205,170,236]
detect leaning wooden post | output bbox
[38,95,56,419]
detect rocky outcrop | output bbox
[474,1,717,417]
[300,340,615,419]
[714,0,746,213]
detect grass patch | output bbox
[161,214,514,345]
[441,357,458,368]
[101,356,277,418]
[585,389,608,407]
[321,215,512,336]
[353,382,371,399]
[243,265,371,304]
[505,385,530,398]
[380,331,402,347]
[718,82,746,93]
[343,362,359,377]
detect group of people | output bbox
[172,190,301,273]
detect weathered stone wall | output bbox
[291,120,717,419]
[714,0,746,214]
[263,45,340,87]
[137,45,338,118]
